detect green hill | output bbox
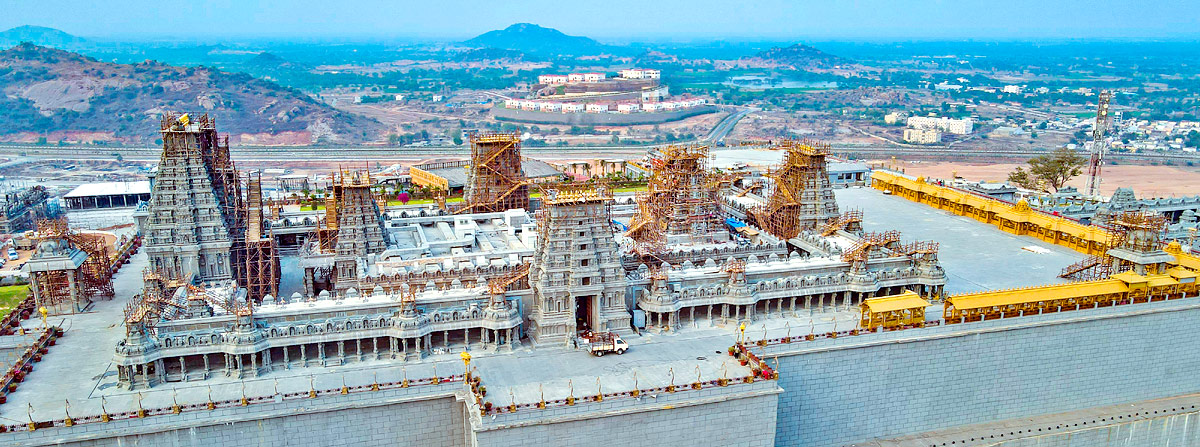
[751,44,850,69]
[0,43,384,144]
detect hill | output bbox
[245,52,308,70]
[0,43,383,145]
[464,23,608,55]
[0,26,85,49]
[746,43,850,69]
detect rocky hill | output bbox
[0,26,86,49]
[464,23,609,55]
[746,44,849,69]
[0,43,384,145]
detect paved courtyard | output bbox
[836,186,1084,294]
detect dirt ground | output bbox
[881,159,1200,197]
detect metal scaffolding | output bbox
[331,170,387,291]
[460,132,530,214]
[749,139,840,240]
[25,218,115,314]
[626,144,727,256]
[241,174,279,303]
[147,113,245,283]
[1060,210,1170,281]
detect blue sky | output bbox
[2,0,1198,41]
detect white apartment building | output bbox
[617,103,640,113]
[641,86,669,102]
[562,103,585,113]
[618,68,661,79]
[585,103,610,113]
[904,128,943,144]
[907,116,974,135]
[538,75,569,85]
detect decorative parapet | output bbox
[0,372,463,434]
[114,285,523,374]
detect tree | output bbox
[1186,130,1200,149]
[1007,167,1035,190]
[1008,147,1084,192]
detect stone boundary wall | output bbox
[492,106,716,126]
[4,382,465,447]
[981,411,1200,447]
[761,298,1200,447]
[470,382,781,447]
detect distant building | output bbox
[582,73,606,83]
[537,74,569,85]
[884,112,907,125]
[277,174,310,193]
[618,68,661,79]
[988,127,1026,138]
[0,185,57,234]
[827,162,872,187]
[63,181,151,210]
[907,116,973,135]
[410,158,566,195]
[904,128,942,144]
[1002,85,1024,94]
[641,86,669,102]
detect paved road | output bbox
[703,108,754,143]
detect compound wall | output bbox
[7,387,467,447]
[471,381,781,447]
[987,411,1200,447]
[492,105,716,126]
[765,299,1200,447]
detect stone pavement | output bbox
[836,187,1084,294]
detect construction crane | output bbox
[1084,90,1113,199]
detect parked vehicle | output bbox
[6,248,18,261]
[585,331,628,356]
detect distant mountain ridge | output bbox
[0,25,85,49]
[0,43,383,144]
[464,23,609,55]
[749,43,849,69]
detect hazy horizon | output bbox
[3,0,1199,43]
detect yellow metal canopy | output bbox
[1110,271,1148,287]
[1146,274,1180,288]
[1167,266,1198,281]
[948,279,1128,311]
[1169,250,1200,272]
[863,291,929,313]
